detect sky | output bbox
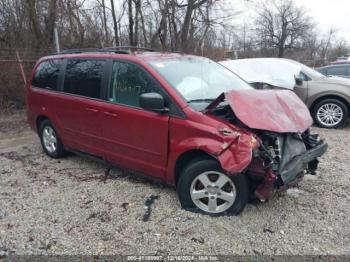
[294,0,350,42]
[234,0,350,43]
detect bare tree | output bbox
[179,0,208,51]
[128,0,134,45]
[101,0,109,44]
[110,0,120,46]
[319,28,336,64]
[255,0,314,57]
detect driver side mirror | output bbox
[139,92,169,113]
[294,75,303,86]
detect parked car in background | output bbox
[220,58,350,129]
[27,48,327,215]
[317,64,350,79]
[329,55,350,65]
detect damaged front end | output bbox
[206,89,328,202]
[249,130,327,201]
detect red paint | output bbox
[254,168,276,202]
[166,108,256,184]
[26,51,313,200]
[207,89,313,133]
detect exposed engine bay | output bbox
[211,103,328,201]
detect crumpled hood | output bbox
[206,89,313,133]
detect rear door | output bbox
[100,60,171,179]
[345,66,350,78]
[54,58,108,156]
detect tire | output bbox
[177,159,249,215]
[39,119,66,158]
[312,98,349,129]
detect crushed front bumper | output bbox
[280,140,328,184]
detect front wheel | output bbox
[312,99,349,128]
[177,159,249,215]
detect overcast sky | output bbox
[235,0,350,43]
[294,0,350,42]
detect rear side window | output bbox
[64,59,106,99]
[32,59,61,90]
[327,66,346,76]
[346,67,350,77]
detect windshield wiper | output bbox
[187,98,215,103]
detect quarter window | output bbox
[109,61,162,107]
[64,59,106,99]
[32,59,61,90]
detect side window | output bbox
[64,59,105,99]
[327,66,346,76]
[32,59,61,90]
[345,67,350,77]
[109,61,163,107]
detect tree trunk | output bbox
[26,0,42,48]
[110,0,120,46]
[102,0,109,44]
[138,2,148,46]
[45,0,57,45]
[134,0,140,46]
[180,0,195,52]
[128,0,134,46]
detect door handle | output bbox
[86,107,99,113]
[104,111,118,117]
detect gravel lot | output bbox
[0,110,349,256]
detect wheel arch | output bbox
[36,115,49,133]
[174,149,217,187]
[310,95,350,115]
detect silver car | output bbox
[220,58,350,128]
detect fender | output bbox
[307,89,350,109]
[166,131,256,185]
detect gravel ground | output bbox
[0,110,349,256]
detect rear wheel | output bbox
[312,98,349,128]
[39,119,66,158]
[177,159,249,215]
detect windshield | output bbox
[147,57,252,102]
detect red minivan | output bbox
[27,47,327,215]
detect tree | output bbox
[255,0,314,57]
[179,0,209,52]
[110,0,120,46]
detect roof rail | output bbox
[104,46,156,52]
[56,46,156,55]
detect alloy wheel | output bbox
[316,103,343,127]
[42,126,57,153]
[190,171,236,214]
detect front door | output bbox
[101,60,170,179]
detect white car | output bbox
[220,58,350,128]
